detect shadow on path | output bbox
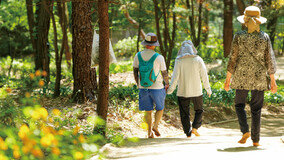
[217,146,265,152]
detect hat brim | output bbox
[237,15,267,24]
[141,40,160,46]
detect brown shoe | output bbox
[148,132,154,138]
[192,128,200,137]
[152,128,161,137]
[238,132,250,144]
[253,142,260,146]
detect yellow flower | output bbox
[31,148,44,158]
[38,80,45,87]
[18,124,30,139]
[0,141,8,150]
[5,88,12,93]
[30,73,35,80]
[22,143,33,154]
[13,150,21,159]
[58,129,64,135]
[31,110,40,120]
[13,145,20,151]
[0,154,8,160]
[25,92,31,98]
[73,126,80,135]
[52,109,61,116]
[51,147,60,155]
[42,71,47,77]
[78,134,85,143]
[38,107,48,120]
[40,133,55,147]
[35,70,41,77]
[74,151,84,160]
[48,117,53,123]
[73,140,78,144]
[140,122,148,130]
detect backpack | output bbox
[138,52,160,87]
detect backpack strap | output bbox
[148,53,159,63]
[137,52,144,64]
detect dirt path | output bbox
[105,115,284,160]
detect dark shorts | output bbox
[139,89,166,111]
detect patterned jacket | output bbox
[227,30,276,91]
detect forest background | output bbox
[0,0,283,159]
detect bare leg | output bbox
[152,109,164,136]
[145,111,153,138]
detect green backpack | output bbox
[138,52,159,87]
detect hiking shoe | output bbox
[152,128,161,137]
[192,128,200,136]
[238,132,250,144]
[253,142,260,147]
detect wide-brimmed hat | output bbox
[237,6,267,24]
[141,33,160,46]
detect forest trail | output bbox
[103,57,284,160]
[105,115,284,160]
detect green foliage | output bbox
[114,36,143,58]
[198,37,224,62]
[0,71,105,159]
[0,0,32,57]
[109,61,133,74]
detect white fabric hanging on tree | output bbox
[91,30,117,67]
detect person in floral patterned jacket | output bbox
[224,6,277,147]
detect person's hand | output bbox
[224,81,230,92]
[165,84,169,91]
[271,81,277,94]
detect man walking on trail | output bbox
[224,6,277,146]
[133,33,169,138]
[167,40,211,138]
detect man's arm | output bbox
[133,67,139,86]
[161,70,169,91]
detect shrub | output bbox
[114,36,143,58]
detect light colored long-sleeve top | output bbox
[167,55,212,97]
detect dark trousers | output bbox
[177,96,203,137]
[235,90,264,143]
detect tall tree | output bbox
[186,0,204,47]
[72,0,97,103]
[153,0,176,70]
[223,0,233,57]
[35,0,51,82]
[25,0,36,53]
[97,0,109,124]
[235,0,245,14]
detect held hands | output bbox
[164,84,169,91]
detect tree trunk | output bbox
[202,4,209,43]
[97,0,109,122]
[153,0,165,58]
[72,0,97,103]
[25,0,36,53]
[223,0,233,58]
[57,0,72,68]
[121,5,146,39]
[197,1,203,47]
[35,0,51,82]
[267,15,278,49]
[235,0,245,14]
[136,1,143,52]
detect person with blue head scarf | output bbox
[167,40,211,138]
